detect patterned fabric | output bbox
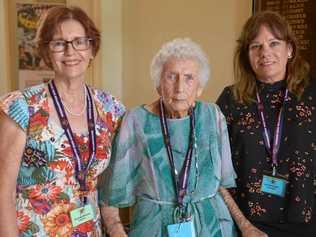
[99,101,237,237]
[0,83,125,237]
[217,79,316,229]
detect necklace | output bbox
[61,86,87,117]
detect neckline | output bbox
[43,83,99,136]
[140,104,195,121]
[257,79,286,93]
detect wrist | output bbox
[107,221,124,236]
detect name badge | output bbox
[70,204,95,227]
[167,220,196,237]
[261,174,287,197]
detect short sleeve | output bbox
[94,89,126,132]
[0,91,29,131]
[214,104,237,188]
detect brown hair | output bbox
[233,11,310,103]
[36,6,101,69]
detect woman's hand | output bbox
[241,221,268,237]
[218,187,268,237]
[109,226,128,237]
[100,204,127,237]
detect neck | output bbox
[165,108,188,119]
[53,77,86,103]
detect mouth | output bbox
[62,60,81,66]
[260,61,274,67]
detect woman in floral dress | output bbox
[0,6,124,236]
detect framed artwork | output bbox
[17,1,65,89]
[252,0,316,76]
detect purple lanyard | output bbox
[48,81,96,204]
[256,88,288,175]
[158,98,195,209]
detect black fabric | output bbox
[217,78,316,235]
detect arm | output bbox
[219,187,268,237]
[0,112,26,236]
[100,204,127,237]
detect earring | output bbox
[288,54,292,59]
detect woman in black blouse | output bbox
[217,11,316,237]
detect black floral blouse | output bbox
[217,79,316,227]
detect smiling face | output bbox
[157,58,203,118]
[49,19,93,81]
[248,25,293,83]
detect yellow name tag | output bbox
[70,204,95,227]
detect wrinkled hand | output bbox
[109,228,127,237]
[242,224,268,237]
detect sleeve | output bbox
[214,104,237,188]
[95,90,126,133]
[0,90,29,131]
[98,110,144,208]
[109,96,126,131]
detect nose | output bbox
[259,43,271,57]
[175,76,185,92]
[64,42,75,55]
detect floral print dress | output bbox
[217,79,316,236]
[0,83,125,237]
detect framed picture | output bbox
[17,2,65,89]
[252,0,316,76]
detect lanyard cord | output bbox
[48,81,97,204]
[158,98,195,208]
[256,88,288,175]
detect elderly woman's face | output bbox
[248,25,292,83]
[157,58,202,118]
[48,19,93,80]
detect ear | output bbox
[287,43,293,59]
[197,86,203,97]
[156,85,162,96]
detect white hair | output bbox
[150,38,210,88]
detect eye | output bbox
[51,40,66,47]
[166,73,177,81]
[270,40,281,47]
[249,43,261,50]
[49,40,66,52]
[184,74,194,81]
[74,37,88,46]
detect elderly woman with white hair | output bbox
[99,38,266,237]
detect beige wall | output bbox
[0,0,10,94]
[122,0,252,108]
[0,0,252,108]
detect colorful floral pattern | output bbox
[217,80,316,229]
[0,83,125,236]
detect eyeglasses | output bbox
[48,37,93,52]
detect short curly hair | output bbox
[36,6,101,69]
[150,38,210,88]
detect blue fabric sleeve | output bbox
[0,91,29,131]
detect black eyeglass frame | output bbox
[47,37,94,53]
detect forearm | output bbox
[0,193,19,236]
[218,187,250,229]
[219,187,268,237]
[100,204,127,237]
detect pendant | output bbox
[77,171,86,183]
